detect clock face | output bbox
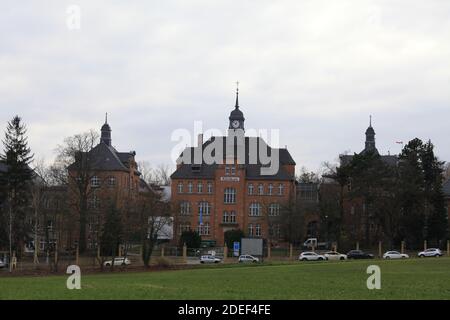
[232,120,240,128]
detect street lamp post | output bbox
[9,192,12,273]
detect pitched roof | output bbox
[339,153,398,167]
[67,142,135,172]
[443,179,450,197]
[171,136,295,180]
[0,162,8,173]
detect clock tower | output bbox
[228,86,245,131]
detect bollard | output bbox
[356,241,360,251]
[447,240,449,257]
[182,243,187,263]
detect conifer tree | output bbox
[0,115,34,254]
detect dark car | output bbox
[346,250,374,259]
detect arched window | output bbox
[258,184,264,195]
[180,201,191,215]
[198,201,211,216]
[177,183,183,193]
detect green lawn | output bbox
[1,258,450,300]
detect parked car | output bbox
[383,251,409,259]
[299,252,326,261]
[238,255,260,263]
[324,251,347,261]
[418,248,442,258]
[0,259,6,268]
[103,257,131,267]
[200,255,222,264]
[346,250,374,259]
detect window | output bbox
[225,166,230,175]
[178,183,183,193]
[248,183,254,195]
[179,223,191,235]
[223,211,236,223]
[231,166,236,175]
[197,182,203,193]
[224,188,236,204]
[299,184,317,201]
[258,184,264,195]
[198,201,211,216]
[207,182,213,194]
[230,211,236,223]
[278,184,284,195]
[249,202,261,216]
[180,201,191,215]
[198,222,210,235]
[91,176,100,187]
[187,182,193,193]
[269,203,280,216]
[268,184,273,195]
[255,224,261,237]
[89,194,100,209]
[108,176,116,187]
[269,224,281,237]
[248,224,261,237]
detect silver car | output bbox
[103,257,131,266]
[238,255,260,263]
[0,259,6,268]
[200,255,222,264]
[418,248,442,258]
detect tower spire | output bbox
[235,81,239,108]
[369,114,372,127]
[105,112,108,124]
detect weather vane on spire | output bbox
[105,112,108,124]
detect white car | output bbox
[418,248,442,258]
[200,255,222,264]
[383,251,409,259]
[103,257,131,267]
[299,252,326,261]
[324,251,347,261]
[238,255,260,263]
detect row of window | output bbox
[178,223,282,238]
[248,183,284,196]
[179,201,280,217]
[89,175,138,190]
[178,182,213,194]
[177,182,286,196]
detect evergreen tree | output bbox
[100,204,123,257]
[0,115,34,254]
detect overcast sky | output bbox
[1,0,449,173]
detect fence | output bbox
[2,240,450,273]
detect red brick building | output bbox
[66,117,151,250]
[170,91,296,246]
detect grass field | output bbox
[1,258,450,300]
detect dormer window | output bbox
[91,176,100,188]
[108,176,116,187]
[191,165,201,173]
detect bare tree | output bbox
[54,130,99,253]
[155,164,171,186]
[135,189,172,267]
